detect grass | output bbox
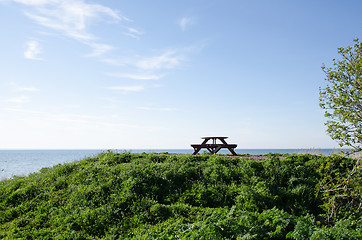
[0,151,360,239]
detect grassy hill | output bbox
[0,152,360,239]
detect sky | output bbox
[0,0,362,149]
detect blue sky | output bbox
[0,0,361,149]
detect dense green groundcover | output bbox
[0,152,361,239]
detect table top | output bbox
[201,137,228,139]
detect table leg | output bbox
[219,138,237,155]
[192,147,202,155]
[227,148,237,156]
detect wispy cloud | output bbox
[24,40,42,60]
[85,42,114,57]
[4,107,164,132]
[6,96,30,103]
[101,49,186,70]
[124,27,143,39]
[14,0,131,56]
[47,113,165,131]
[99,58,125,66]
[105,73,164,80]
[102,97,124,109]
[179,17,195,31]
[136,49,185,70]
[51,113,103,124]
[17,86,40,92]
[137,106,174,112]
[5,107,42,114]
[10,82,40,92]
[101,49,186,88]
[12,1,199,96]
[6,83,39,104]
[21,2,121,40]
[14,0,57,5]
[106,85,144,92]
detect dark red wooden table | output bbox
[191,137,237,155]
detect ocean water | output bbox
[0,149,343,180]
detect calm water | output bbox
[0,149,343,180]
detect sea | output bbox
[0,149,344,180]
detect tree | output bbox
[319,38,362,152]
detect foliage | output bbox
[316,155,361,224]
[319,38,362,151]
[0,152,360,239]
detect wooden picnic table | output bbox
[191,137,237,155]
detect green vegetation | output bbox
[0,152,361,239]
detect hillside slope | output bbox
[0,152,360,239]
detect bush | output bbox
[0,152,360,239]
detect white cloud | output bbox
[137,106,174,112]
[105,73,164,80]
[50,113,103,124]
[15,0,127,56]
[17,86,39,91]
[128,27,143,35]
[136,50,184,70]
[99,58,125,66]
[85,42,114,57]
[9,82,40,92]
[102,97,124,109]
[14,0,57,5]
[24,40,42,60]
[100,48,191,86]
[22,1,121,40]
[106,85,144,92]
[25,12,92,41]
[124,27,143,39]
[46,113,164,132]
[179,17,195,31]
[100,49,185,69]
[6,96,30,103]
[5,107,42,114]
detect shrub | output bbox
[0,152,360,239]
